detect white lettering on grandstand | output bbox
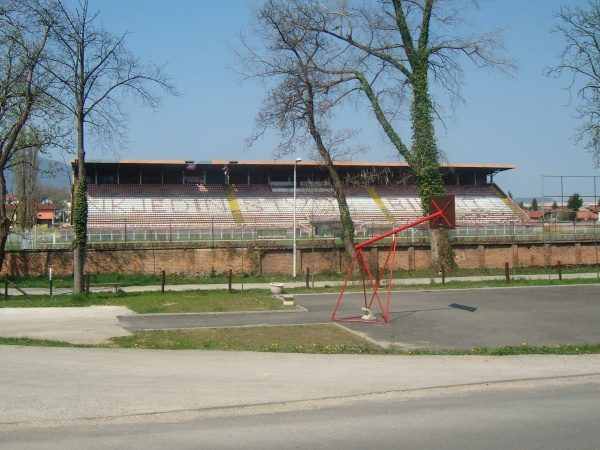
[89,198,231,215]
[171,199,190,213]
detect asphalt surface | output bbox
[1,281,600,349]
[118,284,600,349]
[6,376,596,449]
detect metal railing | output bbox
[6,220,599,250]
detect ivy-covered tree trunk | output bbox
[73,116,87,294]
[410,63,455,272]
[73,172,87,294]
[357,65,455,271]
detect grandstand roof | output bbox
[77,159,515,170]
[75,159,516,186]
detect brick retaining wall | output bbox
[3,241,599,277]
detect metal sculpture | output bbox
[332,195,456,323]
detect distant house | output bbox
[576,210,599,222]
[525,210,548,222]
[36,203,58,226]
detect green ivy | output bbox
[73,171,87,248]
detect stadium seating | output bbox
[87,184,236,228]
[87,183,523,229]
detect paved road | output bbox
[3,375,599,449]
[1,346,600,448]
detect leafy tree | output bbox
[508,191,513,199]
[266,0,515,271]
[552,200,558,210]
[44,0,178,293]
[518,201,525,209]
[549,0,600,167]
[530,198,539,212]
[567,192,584,211]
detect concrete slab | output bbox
[0,306,134,345]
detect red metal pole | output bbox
[355,210,442,249]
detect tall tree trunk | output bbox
[0,173,10,271]
[73,117,87,294]
[429,228,454,272]
[330,168,355,259]
[410,63,455,272]
[73,172,86,293]
[304,86,355,260]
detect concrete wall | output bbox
[3,241,599,277]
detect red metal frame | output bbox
[332,196,455,323]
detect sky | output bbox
[68,0,600,201]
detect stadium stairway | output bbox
[490,184,530,222]
[365,186,396,223]
[224,185,245,225]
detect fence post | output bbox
[228,269,232,294]
[557,260,562,281]
[161,270,166,294]
[4,275,7,301]
[441,265,445,286]
[86,272,90,293]
[305,267,310,289]
[504,262,510,284]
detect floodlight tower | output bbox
[293,157,302,281]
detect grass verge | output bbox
[2,330,599,356]
[0,289,295,314]
[111,324,380,352]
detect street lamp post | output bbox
[293,157,302,282]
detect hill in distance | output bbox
[6,157,72,194]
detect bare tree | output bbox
[44,0,178,293]
[235,0,366,257]
[13,132,41,229]
[0,0,56,269]
[269,0,515,271]
[548,0,600,167]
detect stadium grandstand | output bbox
[78,159,526,235]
